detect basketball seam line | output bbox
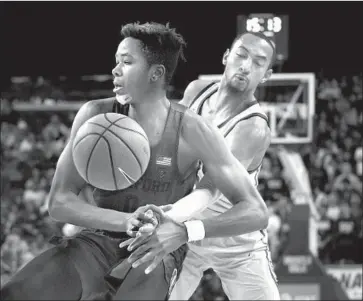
[77,133,126,190]
[101,136,118,190]
[73,133,101,185]
[104,112,149,143]
[103,113,127,124]
[73,133,101,152]
[84,116,129,183]
[109,123,149,143]
[73,115,127,150]
[87,122,143,175]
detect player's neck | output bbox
[129,91,169,125]
[214,83,256,116]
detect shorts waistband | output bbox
[94,229,129,240]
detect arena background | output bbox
[1,2,362,300]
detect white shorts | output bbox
[169,247,280,300]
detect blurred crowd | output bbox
[309,75,362,264]
[1,74,362,298]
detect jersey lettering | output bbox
[131,177,171,193]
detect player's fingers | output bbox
[144,209,154,218]
[159,204,173,212]
[131,250,157,269]
[142,204,166,222]
[128,233,150,252]
[145,253,164,274]
[145,204,165,216]
[128,218,143,230]
[126,229,138,237]
[136,211,156,224]
[128,244,149,264]
[138,223,156,235]
[119,237,134,249]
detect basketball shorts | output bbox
[1,229,188,301]
[170,246,280,300]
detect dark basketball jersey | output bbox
[93,99,199,214]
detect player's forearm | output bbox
[193,164,268,238]
[49,192,130,232]
[201,201,268,238]
[166,188,220,223]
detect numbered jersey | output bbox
[188,82,269,256]
[93,99,199,213]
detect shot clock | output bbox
[237,14,289,63]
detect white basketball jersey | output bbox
[189,82,269,256]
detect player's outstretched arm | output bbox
[181,110,269,238]
[164,115,270,223]
[48,101,139,232]
[165,174,221,223]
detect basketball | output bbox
[72,113,150,191]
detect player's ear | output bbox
[261,68,273,84]
[150,65,165,82]
[222,49,230,66]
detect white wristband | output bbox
[184,220,205,242]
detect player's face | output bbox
[112,37,153,104]
[223,34,273,93]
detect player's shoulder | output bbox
[230,115,271,146]
[185,79,214,93]
[79,97,115,116]
[71,97,116,134]
[75,97,115,121]
[181,107,215,138]
[180,79,217,107]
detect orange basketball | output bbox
[72,113,150,191]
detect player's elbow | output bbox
[48,191,70,222]
[258,203,269,229]
[246,203,269,231]
[252,195,269,229]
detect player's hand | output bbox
[121,213,188,275]
[125,204,173,237]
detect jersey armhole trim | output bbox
[189,82,217,109]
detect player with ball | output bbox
[1,22,268,300]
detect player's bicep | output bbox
[48,101,98,207]
[183,112,233,162]
[182,111,241,195]
[195,172,220,199]
[227,119,271,169]
[204,158,253,205]
[48,143,87,207]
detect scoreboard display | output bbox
[237,14,289,62]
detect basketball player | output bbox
[1,24,268,300]
[120,32,280,300]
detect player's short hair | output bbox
[231,32,276,68]
[121,22,187,84]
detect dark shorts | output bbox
[108,236,188,300]
[1,229,188,301]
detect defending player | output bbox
[120,32,280,300]
[1,24,268,300]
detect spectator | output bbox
[42,114,69,141]
[325,190,341,221]
[333,162,362,194]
